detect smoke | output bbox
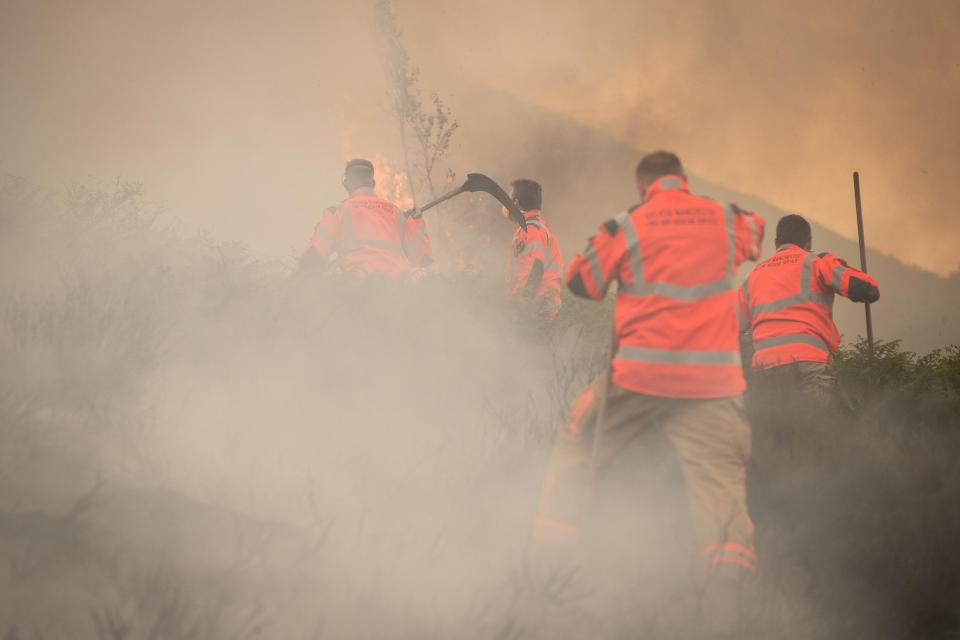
[398,0,960,275]
[2,1,959,274]
[2,2,960,636]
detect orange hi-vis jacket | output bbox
[509,210,563,313]
[304,187,433,278]
[739,244,880,370]
[566,175,765,398]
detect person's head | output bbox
[635,151,685,196]
[510,179,542,213]
[775,214,812,250]
[343,158,375,194]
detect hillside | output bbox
[447,84,958,353]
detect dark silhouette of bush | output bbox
[747,337,960,639]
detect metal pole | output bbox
[853,172,874,359]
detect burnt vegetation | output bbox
[1,178,959,638]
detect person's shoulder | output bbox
[523,215,545,230]
[688,191,756,215]
[814,250,848,266]
[317,204,342,222]
[604,204,642,233]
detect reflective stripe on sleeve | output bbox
[831,264,849,292]
[724,204,736,276]
[800,251,814,292]
[736,305,749,332]
[753,333,830,354]
[517,241,562,274]
[746,215,759,258]
[519,241,547,256]
[583,245,604,292]
[616,346,741,366]
[618,210,644,284]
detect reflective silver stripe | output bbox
[583,245,604,291]
[621,276,735,300]
[617,210,644,284]
[544,250,563,273]
[521,216,563,271]
[519,241,547,256]
[751,291,832,314]
[724,204,736,276]
[746,215,759,258]
[736,306,749,332]
[831,264,849,292]
[800,251,814,294]
[617,205,736,301]
[616,345,741,366]
[659,178,683,189]
[753,333,830,354]
[520,242,562,273]
[543,226,562,273]
[750,252,832,314]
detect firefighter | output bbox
[533,152,765,598]
[301,158,433,278]
[505,179,563,319]
[738,214,879,405]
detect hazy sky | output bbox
[2,0,959,274]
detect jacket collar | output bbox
[775,243,806,253]
[644,174,689,201]
[515,209,541,230]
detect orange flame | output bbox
[370,154,415,210]
[339,132,415,209]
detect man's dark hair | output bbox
[636,151,685,181]
[510,179,542,211]
[775,214,812,248]
[344,158,375,190]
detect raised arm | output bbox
[815,252,880,303]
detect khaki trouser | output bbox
[534,375,756,574]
